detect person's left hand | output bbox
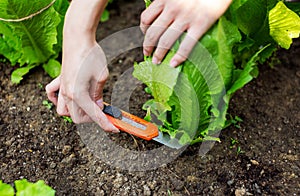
[46,43,119,133]
[140,0,232,67]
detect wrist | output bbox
[62,0,107,43]
[63,12,97,43]
[63,24,96,44]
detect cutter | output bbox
[103,102,184,149]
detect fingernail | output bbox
[96,99,103,107]
[170,59,178,67]
[152,57,160,65]
[113,128,120,133]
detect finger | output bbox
[90,71,108,102]
[89,79,104,109]
[66,100,93,123]
[143,14,174,58]
[140,0,164,34]
[152,21,187,64]
[76,94,119,133]
[90,81,103,102]
[45,77,60,105]
[170,28,203,67]
[90,69,109,110]
[95,98,104,109]
[57,92,70,116]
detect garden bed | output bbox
[0,0,299,195]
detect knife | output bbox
[102,102,184,149]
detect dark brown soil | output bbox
[0,0,299,195]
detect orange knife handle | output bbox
[104,109,158,141]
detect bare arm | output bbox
[46,0,119,132]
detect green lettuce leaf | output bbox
[0,22,21,65]
[11,65,36,84]
[201,17,242,88]
[101,9,110,22]
[0,0,69,83]
[0,181,14,196]
[15,179,55,196]
[133,35,228,144]
[134,17,243,144]
[0,0,61,65]
[52,0,70,53]
[228,44,271,95]
[144,0,152,8]
[43,59,61,78]
[229,0,278,46]
[269,1,300,49]
[233,0,268,36]
[133,48,181,114]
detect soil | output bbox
[0,0,299,195]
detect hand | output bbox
[46,0,118,133]
[140,0,232,67]
[46,42,119,133]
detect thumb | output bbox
[79,94,119,133]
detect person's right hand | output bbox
[46,41,119,133]
[140,0,232,67]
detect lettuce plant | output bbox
[0,179,55,196]
[0,0,115,84]
[133,0,300,145]
[0,0,69,84]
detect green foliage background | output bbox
[0,179,55,196]
[0,0,114,84]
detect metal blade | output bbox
[120,116,147,130]
[152,131,186,149]
[121,116,185,149]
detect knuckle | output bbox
[154,48,167,60]
[153,54,163,63]
[167,8,178,17]
[175,54,186,64]
[140,25,146,34]
[143,43,154,56]
[176,22,188,31]
[140,12,149,25]
[175,52,187,64]
[144,41,157,55]
[57,108,67,116]
[145,32,157,45]
[178,46,190,57]
[143,45,152,53]
[158,39,171,49]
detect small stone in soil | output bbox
[250,160,259,165]
[235,188,246,196]
[62,145,72,155]
[143,185,151,196]
[50,162,56,169]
